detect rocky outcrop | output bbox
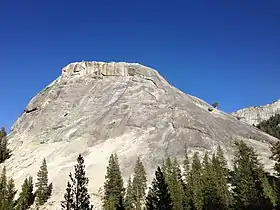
[2,61,279,209]
[232,99,280,125]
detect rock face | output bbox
[232,99,280,125]
[3,61,279,209]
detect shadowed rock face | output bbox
[232,99,280,125]
[3,61,278,209]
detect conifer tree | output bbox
[61,182,73,210]
[182,150,192,210]
[271,141,280,207]
[104,153,124,210]
[271,141,280,177]
[190,152,203,210]
[5,178,17,210]
[0,127,10,163]
[132,158,147,210]
[61,154,93,210]
[211,146,232,209]
[201,152,217,210]
[16,176,35,210]
[232,141,277,209]
[0,166,7,210]
[145,166,173,210]
[35,158,51,205]
[0,167,17,210]
[183,150,190,181]
[163,157,184,210]
[124,177,134,210]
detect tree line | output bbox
[0,158,52,210]
[257,114,280,139]
[60,140,280,210]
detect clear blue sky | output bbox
[0,0,279,130]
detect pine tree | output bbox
[5,178,17,210]
[190,152,203,210]
[0,127,10,163]
[35,158,51,205]
[124,177,134,210]
[104,153,124,210]
[271,141,280,207]
[145,166,173,210]
[61,182,73,210]
[16,176,35,210]
[232,141,277,209]
[163,157,184,210]
[201,152,217,210]
[132,158,147,210]
[271,141,280,176]
[0,167,7,210]
[116,196,125,210]
[182,150,192,210]
[61,154,93,210]
[211,146,232,209]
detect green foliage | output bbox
[61,154,93,210]
[182,150,192,210]
[132,158,147,210]
[35,158,51,205]
[0,167,17,210]
[232,141,277,209]
[16,176,35,210]
[257,114,280,139]
[0,167,7,210]
[5,178,17,210]
[104,153,124,210]
[163,157,184,210]
[271,141,280,177]
[211,146,233,209]
[212,102,219,109]
[61,182,73,210]
[124,177,134,210]
[146,166,173,210]
[0,127,10,163]
[189,152,204,210]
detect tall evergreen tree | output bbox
[271,141,280,177]
[211,146,232,209]
[190,152,204,210]
[145,166,173,210]
[61,182,73,210]
[0,127,10,163]
[16,176,35,210]
[163,157,184,210]
[61,154,93,210]
[0,167,7,210]
[5,178,17,210]
[271,141,280,207]
[201,152,218,210]
[183,150,190,181]
[132,158,147,210]
[182,150,192,210]
[124,177,134,210]
[0,167,17,210]
[232,141,277,209]
[104,153,124,210]
[35,158,51,205]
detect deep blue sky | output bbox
[0,1,279,130]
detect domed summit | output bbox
[6,61,278,209]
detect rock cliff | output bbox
[232,99,280,125]
[3,61,279,209]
